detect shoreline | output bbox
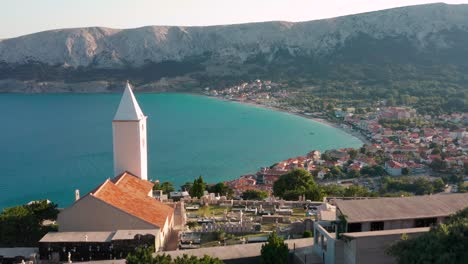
[1,90,370,146]
[205,95,370,146]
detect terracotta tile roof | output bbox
[112,172,154,198]
[387,160,403,169]
[92,173,174,229]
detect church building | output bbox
[39,82,174,262]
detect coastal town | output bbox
[2,1,468,264]
[205,79,468,197]
[1,82,467,264]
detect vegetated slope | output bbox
[0,2,467,112]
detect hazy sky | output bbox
[1,0,468,39]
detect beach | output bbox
[208,96,370,146]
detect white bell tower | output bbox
[112,81,148,180]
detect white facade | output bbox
[384,162,402,176]
[112,82,148,180]
[318,169,329,180]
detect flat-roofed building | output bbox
[0,248,38,263]
[39,230,159,262]
[313,193,468,264]
[335,193,468,232]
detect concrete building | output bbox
[313,193,468,264]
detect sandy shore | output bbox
[207,95,370,146]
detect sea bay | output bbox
[0,93,362,209]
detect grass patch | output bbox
[292,208,307,217]
[196,205,230,218]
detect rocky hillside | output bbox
[1,3,468,92]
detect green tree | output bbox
[321,184,346,197]
[413,178,434,195]
[344,185,374,197]
[273,169,322,201]
[153,181,175,194]
[0,206,38,246]
[361,165,385,177]
[190,176,206,199]
[330,166,344,178]
[321,153,332,161]
[207,183,233,198]
[430,158,447,172]
[348,169,360,178]
[445,174,463,184]
[373,165,385,176]
[348,149,358,159]
[360,147,367,154]
[458,182,468,193]
[432,178,445,193]
[181,182,193,192]
[387,207,468,264]
[126,246,159,264]
[242,190,268,200]
[380,176,442,195]
[0,200,59,247]
[260,232,289,264]
[431,148,441,155]
[28,200,59,223]
[401,167,410,175]
[126,248,223,264]
[302,230,313,238]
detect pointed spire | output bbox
[113,81,145,121]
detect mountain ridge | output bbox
[1,3,468,94]
[2,3,468,67]
[2,2,465,38]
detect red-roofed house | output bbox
[263,175,280,185]
[348,162,363,171]
[391,154,408,163]
[58,172,174,251]
[385,160,404,176]
[395,145,418,153]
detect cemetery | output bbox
[178,197,317,249]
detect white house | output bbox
[318,168,330,180]
[385,160,404,176]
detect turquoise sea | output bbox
[0,93,362,209]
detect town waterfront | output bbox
[0,93,362,208]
